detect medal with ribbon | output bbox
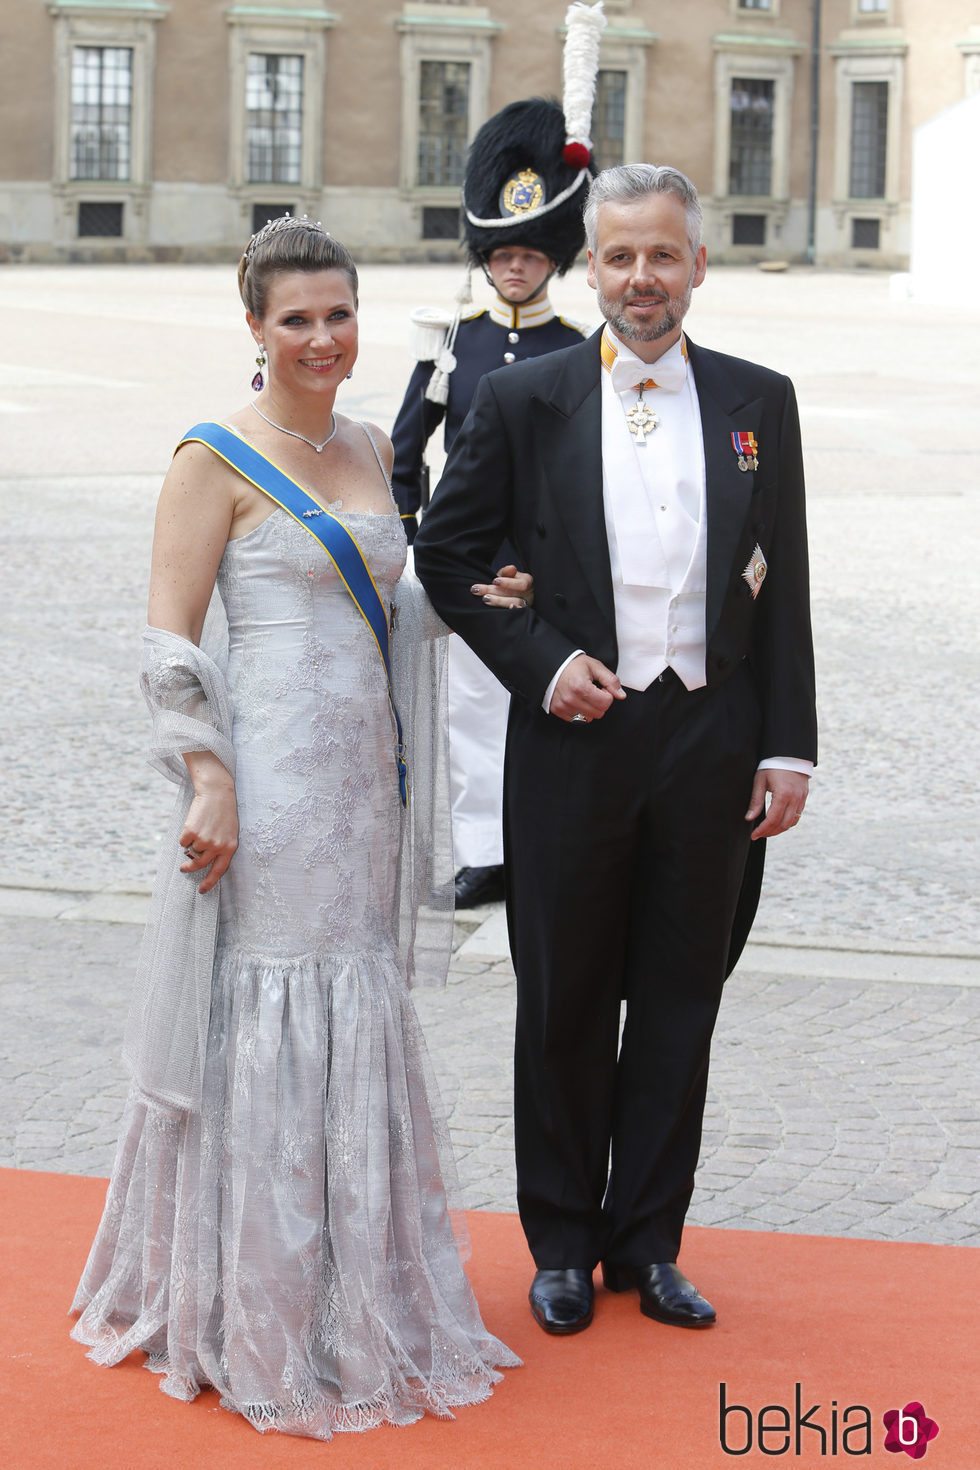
[601,328,691,444]
[626,381,659,443]
[731,430,758,472]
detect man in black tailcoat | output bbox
[414,164,817,1336]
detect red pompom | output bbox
[562,142,591,169]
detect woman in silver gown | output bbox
[70,217,523,1439]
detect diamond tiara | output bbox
[242,213,331,267]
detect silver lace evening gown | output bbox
[71,475,518,1438]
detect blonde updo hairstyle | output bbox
[238,215,359,321]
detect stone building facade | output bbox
[1,0,978,267]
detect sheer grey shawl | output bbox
[122,559,452,1113]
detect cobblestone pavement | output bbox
[1,263,978,1250]
[2,901,978,1247]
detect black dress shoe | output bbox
[454,864,506,908]
[529,1269,595,1335]
[602,1261,716,1328]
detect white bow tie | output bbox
[609,348,687,397]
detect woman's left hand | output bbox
[472,564,534,610]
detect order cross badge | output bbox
[626,394,659,443]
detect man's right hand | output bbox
[549,655,626,723]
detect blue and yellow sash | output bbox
[178,422,407,807]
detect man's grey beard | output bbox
[596,277,694,342]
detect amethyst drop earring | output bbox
[346,369,353,380]
[252,345,266,392]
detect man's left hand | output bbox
[746,769,810,840]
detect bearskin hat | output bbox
[461,97,593,276]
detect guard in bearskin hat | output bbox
[391,2,606,909]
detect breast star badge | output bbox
[742,543,767,599]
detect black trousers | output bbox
[504,664,760,1269]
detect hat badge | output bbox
[499,169,546,218]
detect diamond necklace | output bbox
[250,401,338,453]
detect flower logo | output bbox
[883,1402,939,1458]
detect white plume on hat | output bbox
[562,3,607,168]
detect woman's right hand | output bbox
[179,776,239,894]
[472,564,535,609]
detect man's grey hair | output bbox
[583,164,704,258]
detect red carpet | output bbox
[0,1167,975,1468]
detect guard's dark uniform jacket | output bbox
[391,298,587,543]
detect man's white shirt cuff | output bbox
[543,651,586,713]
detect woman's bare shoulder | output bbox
[162,431,244,505]
[354,418,394,471]
[169,409,256,469]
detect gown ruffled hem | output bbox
[68,1322,518,1440]
[70,940,519,1440]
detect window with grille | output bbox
[422,207,461,240]
[851,217,880,249]
[729,78,774,196]
[77,201,124,237]
[591,71,627,172]
[417,60,470,187]
[246,54,304,185]
[849,81,887,197]
[857,0,888,11]
[732,213,766,246]
[70,47,132,181]
[739,0,772,9]
[250,203,294,234]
